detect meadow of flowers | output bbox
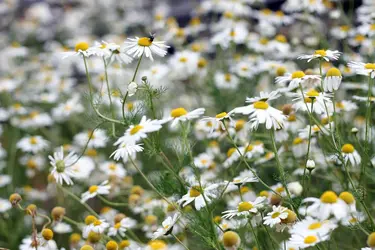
[1,0,375,249]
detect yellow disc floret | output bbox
[291,71,305,79]
[253,101,269,110]
[304,235,318,244]
[75,42,89,52]
[171,108,188,118]
[339,191,355,204]
[138,37,153,47]
[238,202,253,212]
[341,144,355,153]
[326,67,342,77]
[320,191,338,204]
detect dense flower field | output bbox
[1,0,375,249]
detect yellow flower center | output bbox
[224,11,234,19]
[216,112,227,119]
[308,222,322,230]
[145,215,157,225]
[89,186,98,194]
[259,38,269,45]
[171,108,188,118]
[189,186,201,197]
[114,222,121,229]
[74,42,89,52]
[238,202,254,212]
[306,89,319,97]
[227,148,236,157]
[253,101,269,110]
[190,17,201,26]
[276,66,287,76]
[288,114,296,121]
[224,73,232,82]
[304,235,318,244]
[339,191,355,204]
[271,212,280,218]
[109,164,117,170]
[137,37,152,47]
[120,240,131,248]
[235,120,245,131]
[93,220,102,226]
[29,137,38,145]
[314,50,327,56]
[130,125,143,135]
[27,160,37,169]
[355,35,365,42]
[230,30,236,37]
[246,145,254,152]
[326,67,342,77]
[340,25,350,31]
[223,231,240,247]
[259,191,269,197]
[293,137,303,145]
[275,35,287,43]
[148,240,167,250]
[276,187,285,193]
[341,144,355,153]
[198,58,207,68]
[291,71,305,79]
[320,191,338,203]
[365,63,375,70]
[179,57,188,63]
[371,24,375,31]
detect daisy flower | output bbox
[289,232,330,249]
[17,136,49,154]
[81,180,111,203]
[100,161,126,178]
[290,216,337,236]
[214,72,240,90]
[323,68,342,92]
[166,107,205,128]
[348,61,375,78]
[222,196,266,219]
[177,183,219,210]
[110,141,144,162]
[276,71,321,90]
[123,35,169,61]
[231,169,258,185]
[108,217,137,237]
[194,153,215,169]
[263,205,288,228]
[245,91,281,104]
[152,212,181,239]
[297,49,341,62]
[230,101,286,130]
[63,42,91,59]
[292,89,333,115]
[200,112,231,134]
[302,191,348,220]
[115,116,163,144]
[89,219,109,234]
[223,148,241,168]
[341,143,361,166]
[106,42,134,65]
[49,146,78,185]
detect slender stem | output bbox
[83,56,124,125]
[58,185,99,217]
[172,233,190,250]
[63,216,82,228]
[103,57,116,137]
[39,213,52,230]
[98,195,128,207]
[270,130,300,218]
[249,219,260,250]
[302,100,314,197]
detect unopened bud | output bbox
[306,159,315,171]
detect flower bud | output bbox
[367,232,375,247]
[9,193,22,206]
[26,204,37,216]
[351,127,358,134]
[106,241,118,250]
[114,213,126,224]
[306,159,315,171]
[42,228,54,241]
[87,231,101,244]
[80,245,94,250]
[222,231,241,250]
[51,206,65,221]
[128,81,137,96]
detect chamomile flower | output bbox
[302,191,348,220]
[263,205,288,228]
[290,216,337,236]
[100,161,126,178]
[348,61,375,78]
[276,71,321,90]
[110,141,144,162]
[89,219,110,234]
[152,212,181,239]
[341,143,361,166]
[289,232,330,249]
[123,36,169,61]
[49,146,78,186]
[323,68,342,92]
[200,112,231,133]
[292,89,333,115]
[177,183,219,210]
[115,116,163,144]
[194,153,215,169]
[166,107,205,128]
[298,49,341,62]
[108,217,137,237]
[63,41,91,58]
[230,101,286,130]
[214,72,240,90]
[81,181,111,203]
[231,169,259,185]
[222,196,266,219]
[73,129,108,149]
[17,136,49,153]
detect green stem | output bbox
[98,195,128,207]
[83,56,124,125]
[103,57,116,137]
[172,233,190,250]
[59,185,99,217]
[302,100,314,197]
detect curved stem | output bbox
[103,56,116,137]
[98,195,128,207]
